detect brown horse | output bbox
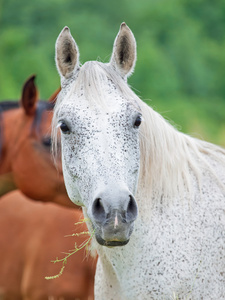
[0,76,97,299]
[0,190,96,300]
[0,75,74,208]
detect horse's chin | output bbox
[95,234,129,247]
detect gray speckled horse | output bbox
[52,23,225,300]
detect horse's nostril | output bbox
[92,198,106,223]
[126,195,138,221]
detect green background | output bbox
[0,0,225,145]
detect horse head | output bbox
[54,23,141,246]
[0,76,74,207]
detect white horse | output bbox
[53,23,225,299]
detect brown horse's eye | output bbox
[59,122,70,134]
[42,136,52,147]
[134,115,142,128]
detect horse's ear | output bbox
[110,23,137,78]
[55,27,79,82]
[21,75,38,116]
[48,87,61,105]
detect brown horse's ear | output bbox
[21,75,38,115]
[48,87,61,105]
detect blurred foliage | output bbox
[0,0,225,145]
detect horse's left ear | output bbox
[55,27,80,83]
[110,23,137,79]
[21,75,38,116]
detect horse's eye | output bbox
[59,122,70,134]
[134,115,142,128]
[42,136,52,147]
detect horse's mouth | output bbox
[95,233,129,247]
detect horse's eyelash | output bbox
[138,115,144,123]
[56,122,62,129]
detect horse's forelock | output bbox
[67,61,140,110]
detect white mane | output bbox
[53,61,225,203]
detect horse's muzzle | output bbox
[91,190,138,247]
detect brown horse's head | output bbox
[0,75,75,208]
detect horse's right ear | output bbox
[21,75,38,116]
[55,27,80,83]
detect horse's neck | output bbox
[0,109,31,174]
[138,102,225,219]
[0,110,22,192]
